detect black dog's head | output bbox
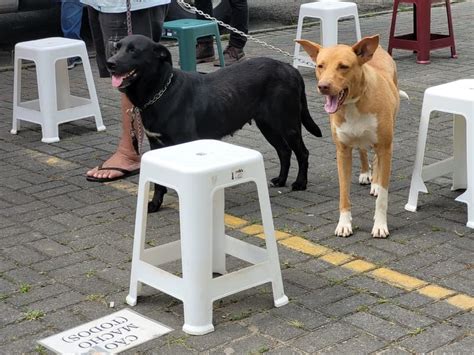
[106,34,172,91]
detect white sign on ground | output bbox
[38,309,173,354]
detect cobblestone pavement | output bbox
[1,2,473,354]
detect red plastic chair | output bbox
[388,0,457,64]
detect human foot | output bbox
[86,151,140,182]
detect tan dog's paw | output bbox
[335,212,353,237]
[370,183,380,196]
[372,222,389,238]
[359,172,372,185]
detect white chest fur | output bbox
[335,104,378,149]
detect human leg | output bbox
[61,0,83,40]
[228,0,248,49]
[87,94,141,181]
[151,4,169,42]
[195,0,215,62]
[86,8,165,181]
[86,6,109,77]
[214,0,248,66]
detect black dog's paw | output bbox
[291,180,307,191]
[270,177,286,187]
[147,200,163,213]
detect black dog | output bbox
[107,35,322,212]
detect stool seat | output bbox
[293,1,361,69]
[422,79,474,104]
[127,140,288,335]
[302,1,359,13]
[141,138,260,174]
[164,18,217,31]
[12,37,105,143]
[163,19,225,71]
[406,79,474,228]
[15,37,79,52]
[388,0,456,64]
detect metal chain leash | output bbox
[125,0,145,156]
[126,0,133,36]
[141,73,174,111]
[176,0,315,68]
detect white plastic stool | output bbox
[293,1,361,68]
[405,79,474,229]
[12,37,105,143]
[126,140,289,335]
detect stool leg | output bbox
[415,1,431,64]
[293,13,305,68]
[452,114,467,190]
[37,60,60,143]
[11,57,22,135]
[353,11,362,42]
[179,37,198,72]
[212,188,227,275]
[465,123,474,229]
[180,189,214,335]
[55,59,71,111]
[445,0,457,58]
[80,47,106,131]
[214,32,225,68]
[255,168,288,308]
[454,117,474,229]
[405,104,432,212]
[321,17,338,47]
[387,0,399,55]
[126,179,150,307]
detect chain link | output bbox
[141,73,174,111]
[176,0,315,68]
[126,0,133,36]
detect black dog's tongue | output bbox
[112,75,125,88]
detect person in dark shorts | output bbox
[195,0,248,66]
[80,0,170,182]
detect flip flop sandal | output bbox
[86,165,140,183]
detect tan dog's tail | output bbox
[399,90,409,100]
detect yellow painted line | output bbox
[320,252,353,266]
[274,230,292,241]
[256,230,292,241]
[280,236,331,256]
[446,294,474,310]
[26,148,473,311]
[417,285,456,300]
[224,214,248,229]
[370,268,428,291]
[342,259,377,273]
[240,224,264,235]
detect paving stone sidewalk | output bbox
[1,2,473,354]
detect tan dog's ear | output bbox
[295,39,322,63]
[352,35,380,64]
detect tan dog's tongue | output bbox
[111,75,124,88]
[324,95,339,114]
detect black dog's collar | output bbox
[137,72,174,112]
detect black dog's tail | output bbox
[300,89,322,137]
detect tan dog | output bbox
[296,35,403,238]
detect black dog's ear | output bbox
[153,43,172,65]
